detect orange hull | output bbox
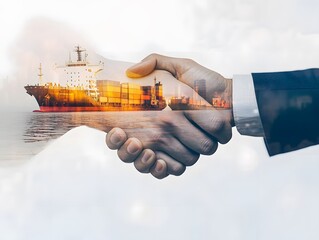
[37,105,163,112]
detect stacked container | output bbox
[96,80,121,104]
[121,83,142,105]
[141,86,152,106]
[155,82,163,101]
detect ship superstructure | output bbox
[25,46,166,112]
[54,46,102,100]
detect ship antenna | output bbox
[38,63,43,86]
[74,45,85,62]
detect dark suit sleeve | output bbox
[252,69,319,156]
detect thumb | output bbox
[126,56,157,78]
[126,53,177,78]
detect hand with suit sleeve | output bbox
[106,54,234,179]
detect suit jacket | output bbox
[252,69,319,156]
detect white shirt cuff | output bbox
[233,74,265,137]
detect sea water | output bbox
[0,111,169,162]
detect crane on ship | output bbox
[151,76,158,106]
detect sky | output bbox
[1,0,318,75]
[0,0,319,239]
[1,0,319,110]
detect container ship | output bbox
[168,96,231,110]
[168,78,231,110]
[25,46,166,112]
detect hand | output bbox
[106,110,232,179]
[126,53,233,111]
[106,54,234,179]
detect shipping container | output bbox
[100,86,121,91]
[130,99,141,105]
[96,80,120,86]
[99,97,108,103]
[128,94,141,100]
[127,89,141,94]
[121,99,129,104]
[108,97,121,103]
[99,91,121,98]
[141,95,151,100]
[121,93,128,99]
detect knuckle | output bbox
[152,133,164,144]
[200,138,218,155]
[151,132,170,147]
[134,161,149,173]
[117,151,131,163]
[151,171,168,180]
[184,153,200,166]
[105,136,114,149]
[220,128,232,144]
[210,117,225,133]
[117,140,141,163]
[150,160,167,179]
[155,175,167,180]
[148,53,160,59]
[170,165,186,176]
[183,58,196,65]
[105,130,124,150]
[134,150,156,173]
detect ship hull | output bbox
[37,106,163,112]
[25,85,166,112]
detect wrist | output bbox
[225,78,235,126]
[232,74,264,136]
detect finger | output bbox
[117,137,143,163]
[126,53,178,78]
[126,56,157,78]
[150,159,169,179]
[159,113,219,155]
[134,149,156,173]
[184,110,232,144]
[147,132,200,166]
[155,151,186,176]
[105,127,128,150]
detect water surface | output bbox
[0,111,171,161]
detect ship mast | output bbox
[75,45,85,62]
[38,63,43,86]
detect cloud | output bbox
[182,0,319,75]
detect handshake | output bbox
[106,54,235,179]
[105,54,319,179]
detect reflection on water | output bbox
[2,110,218,161]
[0,111,166,161]
[23,112,103,143]
[23,111,166,142]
